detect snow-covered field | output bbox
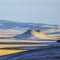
[0,42,60,60]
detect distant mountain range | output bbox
[0,20,60,31]
[0,20,60,39]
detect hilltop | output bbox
[14,29,54,39]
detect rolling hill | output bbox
[0,20,59,31]
[13,29,52,39]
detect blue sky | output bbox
[0,0,60,25]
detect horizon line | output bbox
[0,19,59,25]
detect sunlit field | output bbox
[0,39,49,56]
[0,49,26,56]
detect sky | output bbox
[0,0,60,25]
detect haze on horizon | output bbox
[0,0,60,25]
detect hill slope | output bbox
[14,30,52,39]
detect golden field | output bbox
[0,39,49,56]
[0,49,26,56]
